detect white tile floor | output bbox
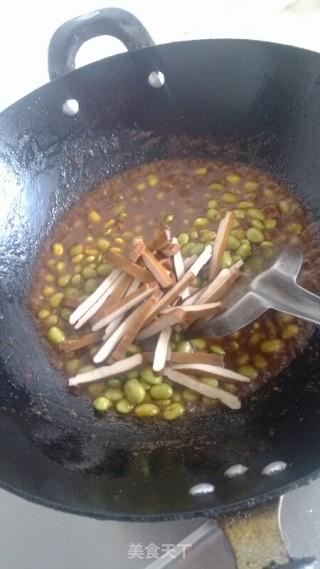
[2,1,320,567]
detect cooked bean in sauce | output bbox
[29,159,320,420]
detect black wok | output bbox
[0,8,320,522]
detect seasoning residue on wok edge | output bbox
[28,158,320,420]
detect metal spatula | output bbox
[192,246,320,337]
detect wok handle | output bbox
[219,502,312,568]
[48,7,155,80]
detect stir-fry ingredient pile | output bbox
[66,215,251,414]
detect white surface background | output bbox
[1,1,320,568]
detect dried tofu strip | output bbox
[136,308,186,341]
[68,354,143,387]
[129,239,146,262]
[102,278,141,341]
[147,229,172,252]
[94,310,142,364]
[141,247,175,288]
[69,268,121,325]
[103,315,123,342]
[74,272,127,330]
[197,262,243,305]
[161,302,224,320]
[172,238,185,281]
[142,272,196,326]
[170,363,250,384]
[179,303,225,331]
[152,327,172,374]
[141,351,224,367]
[90,272,133,325]
[209,211,235,281]
[94,290,162,363]
[169,352,224,366]
[109,291,163,362]
[158,257,173,271]
[91,282,159,331]
[164,367,241,409]
[159,242,181,257]
[171,237,189,300]
[143,246,213,326]
[181,287,204,306]
[183,254,198,271]
[61,330,105,353]
[104,250,154,283]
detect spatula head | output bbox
[190,247,303,337]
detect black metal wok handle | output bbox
[48,7,155,80]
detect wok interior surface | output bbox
[1,39,320,520]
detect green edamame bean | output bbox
[189,243,205,256]
[126,343,141,355]
[84,279,98,295]
[70,274,83,288]
[237,365,258,380]
[44,314,59,327]
[163,403,184,420]
[104,388,124,401]
[177,232,189,246]
[66,358,83,374]
[235,241,252,259]
[190,338,207,350]
[124,379,145,404]
[264,219,277,230]
[57,274,71,288]
[150,383,173,400]
[47,326,66,345]
[207,198,219,208]
[69,244,84,257]
[193,217,209,228]
[139,367,162,385]
[97,263,113,277]
[227,236,241,251]
[221,251,233,268]
[64,287,80,298]
[107,379,122,388]
[247,208,265,221]
[37,308,50,320]
[210,344,226,356]
[250,219,264,230]
[180,242,196,258]
[82,267,97,280]
[231,228,246,240]
[222,192,237,203]
[87,382,105,395]
[182,388,200,402]
[246,227,265,244]
[206,208,222,221]
[134,403,159,418]
[52,243,64,256]
[201,377,219,387]
[116,398,134,414]
[93,397,112,412]
[200,230,216,243]
[71,254,84,264]
[260,339,284,353]
[49,292,64,308]
[155,399,172,407]
[175,341,193,353]
[77,364,95,374]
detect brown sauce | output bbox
[29,159,320,420]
